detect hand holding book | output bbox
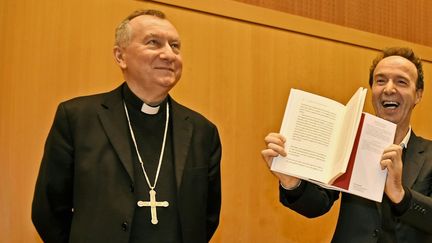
[262,133,302,189]
[270,88,396,202]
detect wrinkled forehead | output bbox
[374,55,418,80]
[128,15,180,38]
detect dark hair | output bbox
[114,9,166,48]
[368,47,424,90]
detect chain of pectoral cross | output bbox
[124,101,170,225]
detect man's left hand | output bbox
[381,144,405,203]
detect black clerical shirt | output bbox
[123,84,182,243]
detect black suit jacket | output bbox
[32,84,222,243]
[280,132,432,243]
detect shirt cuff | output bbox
[391,186,412,216]
[279,180,306,202]
[280,180,302,190]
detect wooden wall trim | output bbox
[232,0,432,49]
[141,0,432,62]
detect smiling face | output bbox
[371,55,423,131]
[114,15,182,103]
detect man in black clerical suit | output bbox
[262,47,432,242]
[32,9,221,243]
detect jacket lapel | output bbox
[95,88,193,188]
[97,84,134,183]
[403,132,427,188]
[170,98,193,190]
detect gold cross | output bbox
[137,189,169,224]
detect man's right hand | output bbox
[261,132,301,189]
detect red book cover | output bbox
[331,113,366,190]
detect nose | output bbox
[159,43,177,62]
[383,80,396,94]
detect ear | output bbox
[113,46,127,69]
[415,89,423,105]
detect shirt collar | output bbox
[400,126,411,149]
[122,83,166,115]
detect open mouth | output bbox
[382,101,399,109]
[155,67,174,72]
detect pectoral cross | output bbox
[137,189,169,224]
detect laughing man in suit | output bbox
[262,47,432,242]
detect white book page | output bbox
[271,89,344,183]
[346,113,396,202]
[329,87,367,181]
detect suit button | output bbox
[372,229,380,237]
[121,221,129,231]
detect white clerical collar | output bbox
[400,126,411,149]
[141,102,160,115]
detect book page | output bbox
[271,89,344,182]
[324,113,396,202]
[328,87,367,182]
[345,113,396,201]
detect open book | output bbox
[271,88,396,202]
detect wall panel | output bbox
[233,0,432,48]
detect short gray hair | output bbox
[114,9,166,48]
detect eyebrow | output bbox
[374,73,410,80]
[146,32,179,40]
[145,33,159,38]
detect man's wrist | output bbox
[389,187,405,204]
[280,180,301,190]
[391,186,411,216]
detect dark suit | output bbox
[280,132,432,242]
[32,84,222,243]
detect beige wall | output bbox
[1,0,431,242]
